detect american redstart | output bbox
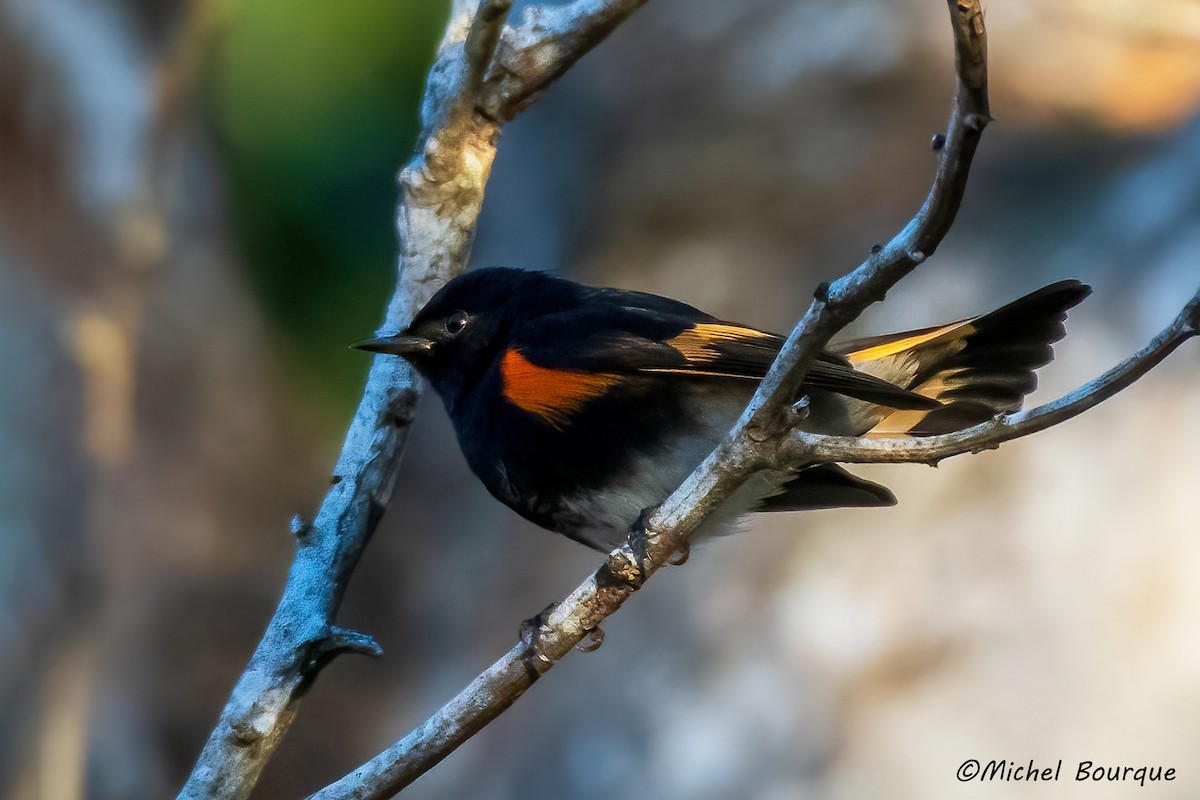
[356,268,1090,551]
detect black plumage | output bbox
[356,268,1090,549]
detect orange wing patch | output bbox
[665,323,775,364]
[500,348,622,430]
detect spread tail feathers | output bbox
[833,280,1092,436]
[757,281,1089,516]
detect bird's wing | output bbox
[514,297,940,411]
[502,279,1089,436]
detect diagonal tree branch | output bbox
[779,287,1200,466]
[640,0,992,541]
[308,2,992,798]
[179,1,650,797]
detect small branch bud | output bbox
[792,395,812,420]
[575,627,605,653]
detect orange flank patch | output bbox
[500,348,622,429]
[666,323,773,363]
[844,322,970,364]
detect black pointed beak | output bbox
[351,333,435,356]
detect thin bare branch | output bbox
[178,1,513,796]
[309,3,991,798]
[480,0,652,120]
[643,0,990,541]
[180,0,655,794]
[306,642,532,800]
[779,287,1200,466]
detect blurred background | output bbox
[2,0,1199,797]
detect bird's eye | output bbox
[445,310,470,336]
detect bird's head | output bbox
[353,267,586,405]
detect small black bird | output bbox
[356,268,1090,551]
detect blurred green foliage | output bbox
[207,0,447,417]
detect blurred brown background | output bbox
[2,0,1199,798]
